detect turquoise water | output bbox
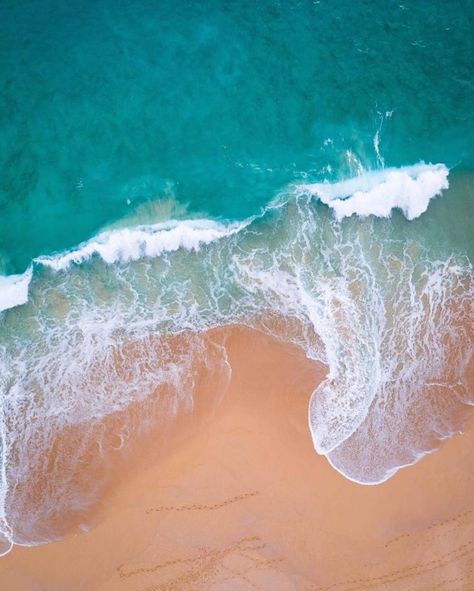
[1,0,474,271]
[0,0,473,554]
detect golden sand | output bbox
[0,327,473,590]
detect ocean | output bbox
[0,0,473,556]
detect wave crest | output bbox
[37,218,249,271]
[300,163,449,220]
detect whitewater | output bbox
[0,163,451,312]
[0,162,472,556]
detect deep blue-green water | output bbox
[1,0,474,272]
[0,0,473,555]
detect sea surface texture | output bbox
[0,0,473,555]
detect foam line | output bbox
[36,218,249,271]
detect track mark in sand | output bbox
[310,539,474,591]
[117,536,261,579]
[384,508,474,548]
[220,555,284,591]
[220,564,266,591]
[145,490,259,514]
[117,536,272,591]
[419,563,474,591]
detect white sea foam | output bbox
[37,218,249,271]
[0,219,249,314]
[300,163,449,220]
[0,269,33,313]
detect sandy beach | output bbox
[0,326,473,590]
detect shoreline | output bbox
[0,326,473,590]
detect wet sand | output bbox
[0,326,473,590]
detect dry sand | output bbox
[0,326,473,590]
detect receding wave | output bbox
[0,163,472,555]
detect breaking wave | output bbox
[299,163,449,220]
[0,270,33,314]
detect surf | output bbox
[299,162,449,220]
[0,163,452,313]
